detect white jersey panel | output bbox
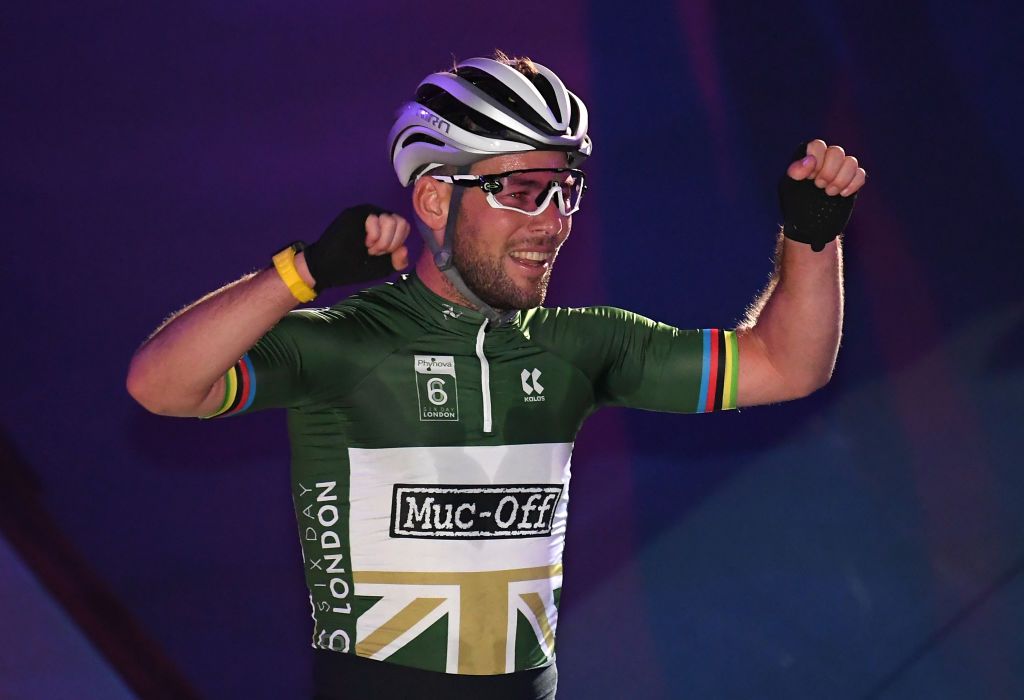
[347,442,573,574]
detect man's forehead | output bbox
[469,150,570,174]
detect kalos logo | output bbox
[521,368,545,403]
[390,484,563,539]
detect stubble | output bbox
[450,218,555,311]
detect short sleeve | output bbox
[599,314,738,413]
[526,306,738,414]
[202,308,344,418]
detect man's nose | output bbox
[530,195,567,237]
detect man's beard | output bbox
[450,218,556,311]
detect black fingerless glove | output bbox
[303,204,398,292]
[778,143,857,252]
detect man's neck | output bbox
[414,254,508,315]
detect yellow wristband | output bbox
[272,246,317,303]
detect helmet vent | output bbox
[454,67,562,136]
[402,133,445,148]
[416,84,532,143]
[532,73,563,125]
[568,97,580,133]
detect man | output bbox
[127,51,866,699]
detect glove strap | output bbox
[272,242,317,303]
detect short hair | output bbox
[476,49,539,78]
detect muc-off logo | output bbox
[390,484,563,539]
[414,355,459,421]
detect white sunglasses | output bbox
[430,167,587,217]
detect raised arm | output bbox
[126,209,410,417]
[735,140,866,407]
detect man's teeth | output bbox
[510,251,552,262]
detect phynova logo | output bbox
[390,484,563,539]
[521,368,545,402]
[414,355,459,421]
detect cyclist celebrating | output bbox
[127,50,866,700]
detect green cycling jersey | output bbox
[208,273,738,676]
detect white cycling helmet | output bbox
[388,56,592,186]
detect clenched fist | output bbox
[779,139,867,251]
[364,210,412,270]
[787,139,866,197]
[303,205,412,291]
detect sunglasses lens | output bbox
[488,170,585,215]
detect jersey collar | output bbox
[405,274,522,330]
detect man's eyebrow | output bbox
[506,173,549,184]
[509,171,573,183]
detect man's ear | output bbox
[412,177,450,233]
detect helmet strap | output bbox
[414,165,515,327]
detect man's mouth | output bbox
[509,250,553,268]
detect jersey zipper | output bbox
[475,318,493,433]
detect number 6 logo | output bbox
[426,377,448,406]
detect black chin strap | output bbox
[415,165,516,327]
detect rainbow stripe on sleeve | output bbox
[696,329,738,412]
[203,354,257,418]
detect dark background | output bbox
[2,1,1022,698]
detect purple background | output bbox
[3,1,1022,698]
